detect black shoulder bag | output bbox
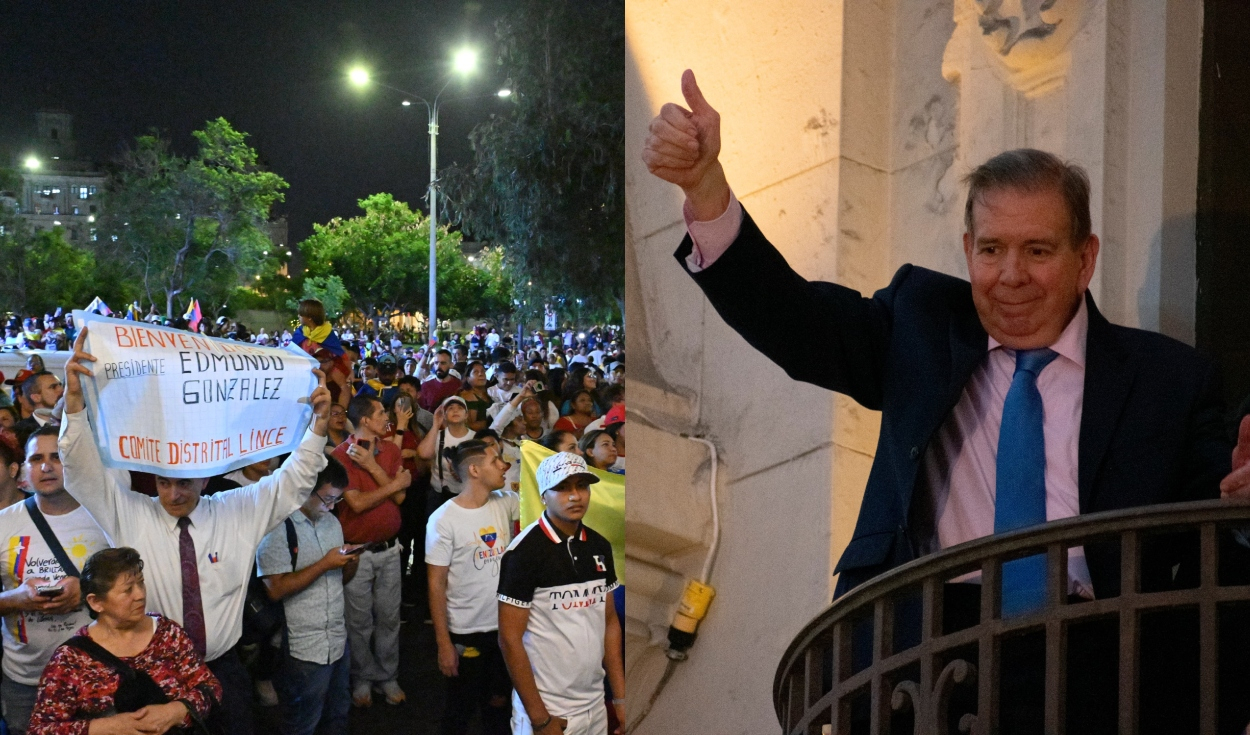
[63,635,212,734]
[240,518,298,646]
[25,496,79,578]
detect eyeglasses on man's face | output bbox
[315,489,345,507]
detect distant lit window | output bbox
[52,206,60,215]
[90,228,97,242]
[110,235,118,242]
[0,225,5,236]
[77,186,97,200]
[72,206,79,215]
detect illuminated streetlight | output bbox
[23,156,39,170]
[453,48,478,75]
[346,47,483,346]
[497,88,512,98]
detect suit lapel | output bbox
[948,298,987,408]
[1078,293,1137,512]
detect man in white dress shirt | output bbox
[58,328,333,735]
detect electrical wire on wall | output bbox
[624,408,721,734]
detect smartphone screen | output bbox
[354,437,372,450]
[37,586,63,598]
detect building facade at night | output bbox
[5,110,107,244]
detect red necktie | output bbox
[177,517,208,658]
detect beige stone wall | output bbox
[624,1,1202,732]
[626,2,848,733]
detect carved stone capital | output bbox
[944,0,1087,98]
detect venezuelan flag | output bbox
[183,299,203,332]
[518,442,624,585]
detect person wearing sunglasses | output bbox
[256,458,360,735]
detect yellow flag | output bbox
[519,442,625,586]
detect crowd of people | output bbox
[0,298,627,735]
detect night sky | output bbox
[0,1,514,243]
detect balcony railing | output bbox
[773,500,1250,735]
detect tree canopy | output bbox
[443,0,624,319]
[0,219,98,318]
[95,118,288,318]
[299,193,510,336]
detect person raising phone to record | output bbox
[330,394,411,708]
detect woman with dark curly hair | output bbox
[560,367,602,416]
[29,548,221,735]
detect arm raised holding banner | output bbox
[214,370,333,544]
[60,326,134,542]
[61,326,333,542]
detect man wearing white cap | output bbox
[497,453,625,735]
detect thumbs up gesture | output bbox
[643,70,731,220]
[1221,415,1250,499]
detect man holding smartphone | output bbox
[0,425,109,735]
[331,395,411,708]
[257,458,360,735]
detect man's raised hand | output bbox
[63,326,96,415]
[309,368,331,417]
[642,69,731,220]
[1221,415,1250,499]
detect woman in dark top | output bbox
[457,361,492,432]
[29,548,221,735]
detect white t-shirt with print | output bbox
[424,491,519,633]
[0,503,110,685]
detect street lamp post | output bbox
[349,48,479,347]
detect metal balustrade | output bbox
[773,500,1250,735]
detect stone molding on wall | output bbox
[946,0,1087,99]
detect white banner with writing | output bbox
[74,310,319,478]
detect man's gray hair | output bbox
[963,148,1092,248]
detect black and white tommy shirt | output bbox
[498,512,618,717]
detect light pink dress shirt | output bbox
[684,195,1094,597]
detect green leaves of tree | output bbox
[96,118,288,318]
[299,193,509,334]
[0,219,97,318]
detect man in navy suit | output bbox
[642,69,1250,596]
[643,69,1250,732]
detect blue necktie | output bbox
[996,348,1059,617]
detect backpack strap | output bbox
[438,429,446,483]
[24,496,79,577]
[284,517,298,569]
